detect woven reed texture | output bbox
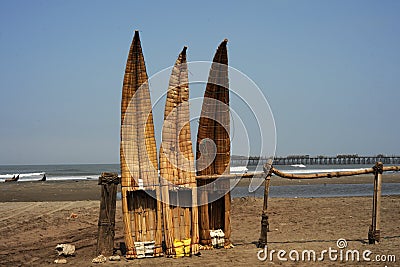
[159,46,196,187]
[196,39,231,246]
[120,31,162,258]
[196,39,230,177]
[120,30,158,190]
[159,47,199,255]
[121,189,163,257]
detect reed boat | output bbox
[196,39,232,247]
[159,47,199,256]
[4,175,19,182]
[120,30,163,258]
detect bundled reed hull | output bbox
[120,30,162,258]
[196,39,231,246]
[159,47,199,256]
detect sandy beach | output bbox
[0,177,399,266]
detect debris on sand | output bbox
[108,255,121,261]
[55,244,75,256]
[92,254,107,263]
[54,258,67,264]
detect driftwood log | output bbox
[270,165,400,179]
[96,172,120,256]
[196,164,398,181]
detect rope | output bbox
[98,172,120,185]
[373,162,384,175]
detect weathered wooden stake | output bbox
[155,187,163,256]
[224,191,232,246]
[191,188,199,254]
[369,162,383,244]
[96,172,120,256]
[257,160,273,248]
[257,175,271,248]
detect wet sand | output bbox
[1,173,399,202]
[0,177,399,266]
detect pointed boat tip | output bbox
[134,30,140,38]
[217,38,228,48]
[182,46,187,54]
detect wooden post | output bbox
[199,181,211,246]
[161,183,174,255]
[191,187,199,254]
[121,188,135,257]
[224,191,231,246]
[96,172,120,256]
[257,160,273,248]
[155,187,163,256]
[257,175,271,248]
[369,162,383,244]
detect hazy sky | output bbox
[1,0,399,165]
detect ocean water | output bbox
[0,164,120,182]
[1,163,399,198]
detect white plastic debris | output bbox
[55,244,75,256]
[92,254,107,263]
[138,178,144,190]
[54,259,67,264]
[210,229,225,248]
[108,255,121,261]
[134,241,155,258]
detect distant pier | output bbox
[231,155,400,166]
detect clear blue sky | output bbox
[1,0,399,164]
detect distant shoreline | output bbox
[1,172,399,202]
